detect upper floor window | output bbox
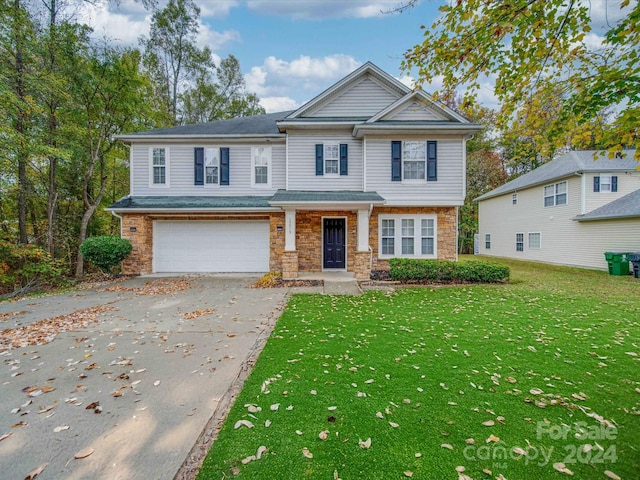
[205,148,219,185]
[485,233,491,250]
[252,146,271,187]
[594,175,617,192]
[150,147,169,187]
[324,144,339,175]
[315,143,348,176]
[378,214,437,258]
[512,193,518,205]
[544,181,567,207]
[391,140,437,182]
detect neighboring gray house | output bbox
[477,150,640,270]
[108,62,481,278]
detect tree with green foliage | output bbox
[404,0,639,161]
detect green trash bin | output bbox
[604,252,630,276]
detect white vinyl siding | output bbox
[378,214,437,259]
[131,143,285,196]
[365,136,464,204]
[478,175,640,270]
[388,100,447,121]
[287,130,362,190]
[308,76,401,117]
[584,172,640,213]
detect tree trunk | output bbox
[45,0,59,255]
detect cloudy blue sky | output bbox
[77,0,629,113]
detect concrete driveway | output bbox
[0,275,289,480]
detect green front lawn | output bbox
[198,258,639,479]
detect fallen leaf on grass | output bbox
[234,420,254,429]
[441,443,454,450]
[302,447,313,459]
[530,388,543,395]
[319,430,329,441]
[513,447,526,456]
[482,468,492,475]
[74,447,94,459]
[25,463,47,479]
[465,438,475,445]
[359,438,371,449]
[482,420,495,426]
[256,446,267,460]
[486,434,500,443]
[553,462,573,475]
[604,471,621,480]
[404,471,413,477]
[389,422,399,428]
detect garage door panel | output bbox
[153,221,269,272]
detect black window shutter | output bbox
[339,144,348,176]
[315,144,324,176]
[593,176,600,192]
[427,141,437,181]
[391,141,401,181]
[611,176,618,192]
[194,148,204,185]
[220,147,230,185]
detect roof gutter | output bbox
[115,134,286,143]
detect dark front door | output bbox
[323,218,346,269]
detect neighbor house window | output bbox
[205,148,219,185]
[150,147,169,187]
[594,175,617,192]
[324,144,339,175]
[485,233,491,250]
[381,219,395,255]
[528,232,541,249]
[512,193,518,205]
[252,146,271,187]
[544,181,567,207]
[379,215,437,258]
[516,233,524,252]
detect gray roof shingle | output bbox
[574,188,640,221]
[269,190,385,203]
[108,196,275,210]
[477,150,638,201]
[118,111,293,138]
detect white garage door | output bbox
[153,221,270,273]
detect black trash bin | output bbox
[630,253,640,279]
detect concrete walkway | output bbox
[296,272,363,295]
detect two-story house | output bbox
[477,150,640,270]
[108,62,481,279]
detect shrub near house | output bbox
[389,258,509,284]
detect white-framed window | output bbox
[512,193,518,205]
[324,144,339,175]
[378,214,437,258]
[252,146,271,187]
[403,141,426,180]
[544,181,567,207]
[204,148,219,185]
[149,147,169,187]
[528,232,541,249]
[599,175,612,192]
[381,219,395,255]
[485,233,491,250]
[516,233,524,252]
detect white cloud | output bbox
[196,22,240,50]
[259,96,300,113]
[246,0,407,19]
[245,54,362,99]
[396,75,415,89]
[199,0,241,18]
[587,0,636,32]
[76,2,151,45]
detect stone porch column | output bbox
[283,209,298,279]
[354,208,371,280]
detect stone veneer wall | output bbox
[269,212,285,273]
[295,211,358,272]
[369,206,458,271]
